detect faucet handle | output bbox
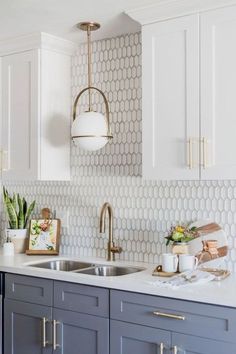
[111,245,122,254]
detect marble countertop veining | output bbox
[0,253,235,308]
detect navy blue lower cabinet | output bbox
[4,274,236,354]
[4,299,52,354]
[172,333,236,354]
[110,319,171,354]
[52,308,109,354]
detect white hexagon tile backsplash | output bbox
[2,33,236,272]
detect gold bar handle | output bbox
[0,150,4,172]
[202,137,207,169]
[42,317,49,348]
[187,138,193,169]
[3,150,8,171]
[0,150,3,172]
[153,311,185,321]
[172,345,178,354]
[53,320,60,351]
[0,150,8,171]
[159,342,164,354]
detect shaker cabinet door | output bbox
[110,319,171,354]
[200,6,236,179]
[52,308,109,354]
[1,50,39,180]
[4,299,52,354]
[142,14,199,180]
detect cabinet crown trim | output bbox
[0,32,76,56]
[125,0,236,24]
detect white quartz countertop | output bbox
[0,253,235,308]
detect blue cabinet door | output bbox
[172,333,236,354]
[110,319,171,354]
[53,308,109,354]
[4,299,52,354]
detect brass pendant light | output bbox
[71,21,113,151]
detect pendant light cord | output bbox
[87,25,92,111]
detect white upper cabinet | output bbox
[129,1,236,180]
[200,6,236,180]
[0,33,74,181]
[142,15,199,180]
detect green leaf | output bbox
[3,187,36,229]
[17,194,24,229]
[12,193,17,211]
[24,200,36,228]
[4,194,18,229]
[3,186,8,203]
[22,198,27,216]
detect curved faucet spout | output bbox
[99,202,113,235]
[99,202,122,261]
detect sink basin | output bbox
[28,260,145,276]
[29,260,94,272]
[76,265,145,276]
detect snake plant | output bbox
[3,187,36,229]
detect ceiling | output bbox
[0,0,160,43]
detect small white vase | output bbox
[3,242,14,256]
[6,229,28,254]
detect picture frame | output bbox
[26,218,61,255]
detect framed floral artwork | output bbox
[26,218,61,255]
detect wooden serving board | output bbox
[152,265,179,277]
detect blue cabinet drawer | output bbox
[172,333,236,354]
[5,273,53,306]
[110,290,236,343]
[54,281,109,317]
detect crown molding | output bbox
[125,0,236,25]
[0,32,77,57]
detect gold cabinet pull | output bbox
[172,345,178,354]
[0,150,8,172]
[201,137,208,169]
[159,342,164,354]
[187,138,194,169]
[0,150,2,172]
[53,320,60,350]
[42,317,49,348]
[153,311,185,321]
[2,150,8,171]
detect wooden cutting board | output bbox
[188,219,228,263]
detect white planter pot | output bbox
[6,229,28,254]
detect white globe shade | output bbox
[71,111,109,151]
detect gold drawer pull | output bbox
[42,317,49,348]
[153,311,185,321]
[53,320,60,350]
[159,342,164,354]
[172,345,178,354]
[0,150,8,172]
[201,137,208,169]
[187,138,194,169]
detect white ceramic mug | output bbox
[179,254,199,272]
[162,253,178,273]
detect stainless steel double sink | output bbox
[28,259,145,277]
